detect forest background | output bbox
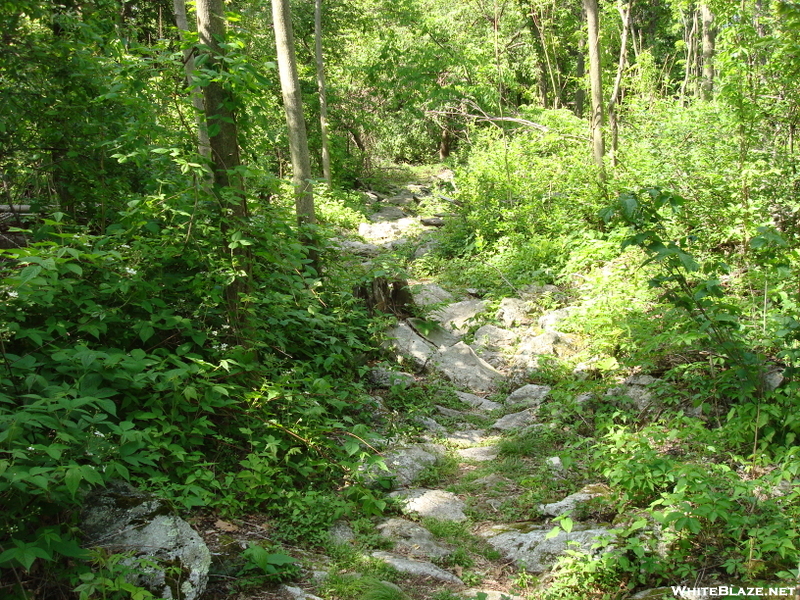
[2,0,800,598]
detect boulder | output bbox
[477,523,613,573]
[496,298,532,328]
[387,322,436,372]
[491,409,536,431]
[80,482,210,600]
[433,300,487,334]
[538,307,575,332]
[377,518,453,558]
[367,446,439,489]
[408,317,460,348]
[505,384,551,406]
[432,342,505,392]
[367,366,415,389]
[371,552,463,584]
[456,391,501,412]
[606,376,658,410]
[420,217,445,227]
[369,206,408,221]
[411,283,454,306]
[358,217,419,243]
[457,446,499,462]
[473,325,517,350]
[539,484,611,518]
[329,521,356,544]
[280,585,324,600]
[388,488,467,522]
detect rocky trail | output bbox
[246,179,670,600]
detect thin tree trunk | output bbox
[272,0,315,228]
[196,0,250,341]
[314,0,331,183]
[700,3,715,100]
[608,1,631,167]
[576,29,585,118]
[584,0,605,177]
[680,9,697,103]
[174,0,210,158]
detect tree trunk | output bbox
[439,126,451,160]
[575,32,586,119]
[700,3,715,101]
[173,0,210,158]
[608,1,631,167]
[196,0,250,341]
[314,0,331,183]
[272,0,315,230]
[584,0,605,177]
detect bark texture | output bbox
[584,0,605,175]
[315,0,332,183]
[173,0,210,158]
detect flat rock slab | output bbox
[456,391,501,412]
[539,307,576,331]
[478,524,613,573]
[389,488,467,522]
[496,298,532,328]
[415,416,446,433]
[376,446,438,488]
[332,239,381,258]
[491,409,536,431]
[505,384,551,407]
[444,429,490,448]
[457,446,499,462]
[369,206,408,221]
[411,283,454,306]
[539,484,611,517]
[473,325,517,349]
[359,218,419,243]
[433,299,487,334]
[367,366,415,389]
[387,322,436,372]
[436,404,468,418]
[280,585,324,600]
[371,552,463,584]
[377,518,452,558]
[432,342,505,393]
[408,317,460,348]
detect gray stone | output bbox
[432,342,505,393]
[456,391,501,412]
[457,446,499,462]
[478,524,613,573]
[373,446,439,488]
[415,416,446,433]
[369,206,408,222]
[80,482,210,600]
[517,331,563,357]
[491,409,536,431]
[333,239,381,258]
[436,405,468,418]
[377,518,453,558]
[388,488,467,522]
[764,368,785,391]
[473,325,517,350]
[371,552,463,584]
[359,217,419,243]
[411,283,454,307]
[445,429,490,447]
[496,298,532,328]
[462,590,524,600]
[329,520,356,544]
[472,474,511,487]
[505,384,551,406]
[606,385,653,410]
[421,217,445,227]
[413,240,439,260]
[538,307,576,332]
[624,374,658,386]
[387,322,436,372]
[574,392,593,405]
[408,317,460,348]
[539,485,610,518]
[631,589,674,600]
[433,300,487,334]
[545,456,564,473]
[519,283,560,298]
[281,585,324,600]
[367,366,415,389]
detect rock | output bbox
[517,331,563,356]
[408,317,460,348]
[281,585,324,600]
[387,322,436,372]
[80,482,210,600]
[421,217,445,227]
[519,283,560,298]
[411,283,454,306]
[574,392,593,405]
[370,446,439,488]
[432,342,505,392]
[413,239,439,260]
[472,474,510,487]
[456,391,501,412]
[538,307,575,332]
[436,405,468,418]
[605,383,654,411]
[329,520,356,544]
[457,446,499,462]
[355,277,414,317]
[496,298,532,328]
[505,384,551,406]
[388,488,467,522]
[371,552,463,584]
[415,416,446,433]
[433,300,487,334]
[545,457,564,473]
[624,374,658,386]
[369,206,408,222]
[473,325,517,350]
[764,368,785,391]
[462,590,525,600]
[445,429,490,447]
[631,589,674,599]
[332,239,381,258]
[572,359,601,380]
[359,217,419,243]
[367,366,415,389]
[491,409,536,431]
[478,523,613,573]
[377,518,452,558]
[539,484,610,518]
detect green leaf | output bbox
[139,325,155,343]
[65,465,83,498]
